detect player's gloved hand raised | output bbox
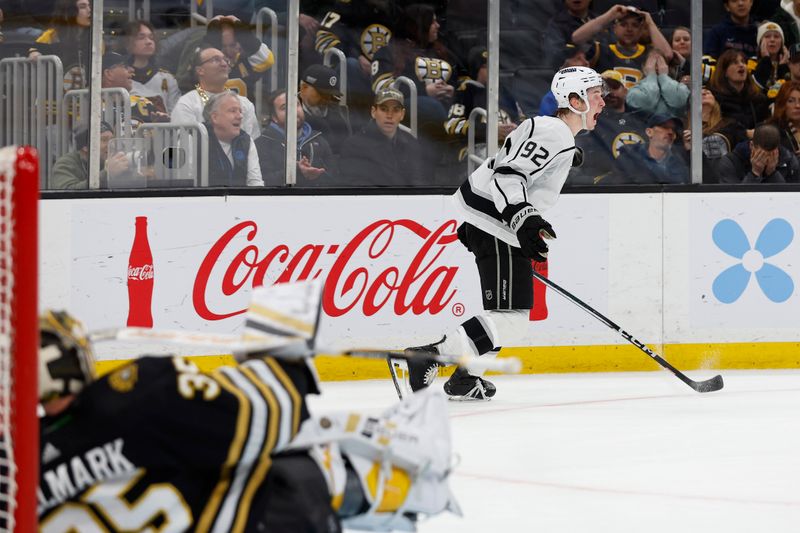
[502,203,556,262]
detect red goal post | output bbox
[0,146,38,532]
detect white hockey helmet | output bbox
[551,66,605,112]
[39,310,97,403]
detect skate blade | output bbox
[446,394,492,402]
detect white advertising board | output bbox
[40,194,612,359]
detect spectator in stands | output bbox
[612,114,689,184]
[315,0,401,126]
[203,91,263,187]
[704,0,758,59]
[172,45,260,139]
[773,0,800,48]
[669,26,692,79]
[123,20,181,114]
[683,88,748,182]
[717,122,800,182]
[572,3,674,88]
[568,69,647,185]
[174,15,274,99]
[626,49,690,117]
[255,89,338,187]
[751,21,791,92]
[339,88,425,186]
[299,63,352,153]
[200,16,274,99]
[539,43,593,116]
[542,0,599,68]
[767,80,800,155]
[29,0,92,90]
[101,52,169,128]
[371,4,461,151]
[51,122,137,189]
[444,46,520,179]
[708,49,770,132]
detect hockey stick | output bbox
[531,271,724,393]
[92,327,521,376]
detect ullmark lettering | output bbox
[37,438,135,513]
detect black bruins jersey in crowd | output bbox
[568,108,647,185]
[315,0,400,62]
[445,79,522,161]
[588,43,649,89]
[38,355,318,532]
[371,43,457,95]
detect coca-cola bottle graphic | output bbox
[127,216,154,327]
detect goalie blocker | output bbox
[37,281,461,532]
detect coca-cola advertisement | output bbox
[127,216,154,328]
[44,195,612,355]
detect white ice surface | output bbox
[307,370,800,533]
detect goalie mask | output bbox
[291,388,462,531]
[39,310,97,403]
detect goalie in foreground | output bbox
[37,281,460,532]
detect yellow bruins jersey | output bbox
[38,355,314,532]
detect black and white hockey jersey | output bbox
[454,115,575,246]
[38,355,317,532]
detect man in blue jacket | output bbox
[611,114,689,184]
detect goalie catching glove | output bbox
[502,203,556,261]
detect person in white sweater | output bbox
[171,45,260,140]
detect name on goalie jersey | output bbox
[38,438,135,513]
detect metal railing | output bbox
[323,48,348,108]
[0,56,63,188]
[62,88,133,154]
[190,0,213,27]
[467,107,488,176]
[136,122,209,187]
[392,76,417,138]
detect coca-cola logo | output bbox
[128,264,154,281]
[193,219,460,321]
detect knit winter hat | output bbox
[757,21,784,46]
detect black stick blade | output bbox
[693,374,724,393]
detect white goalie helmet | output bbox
[551,66,605,113]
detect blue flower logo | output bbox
[712,218,794,303]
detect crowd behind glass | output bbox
[2,0,798,189]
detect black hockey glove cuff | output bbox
[501,203,556,261]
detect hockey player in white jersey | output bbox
[406,66,607,400]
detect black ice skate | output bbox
[404,336,446,392]
[443,367,496,401]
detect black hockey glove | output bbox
[502,203,556,262]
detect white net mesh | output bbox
[0,145,17,531]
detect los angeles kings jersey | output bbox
[455,115,575,247]
[38,355,315,533]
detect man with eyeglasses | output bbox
[171,44,260,140]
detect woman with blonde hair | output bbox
[707,49,770,131]
[683,87,747,182]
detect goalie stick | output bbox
[92,327,521,378]
[531,270,724,394]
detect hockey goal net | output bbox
[0,146,38,532]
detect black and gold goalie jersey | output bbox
[38,355,314,532]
